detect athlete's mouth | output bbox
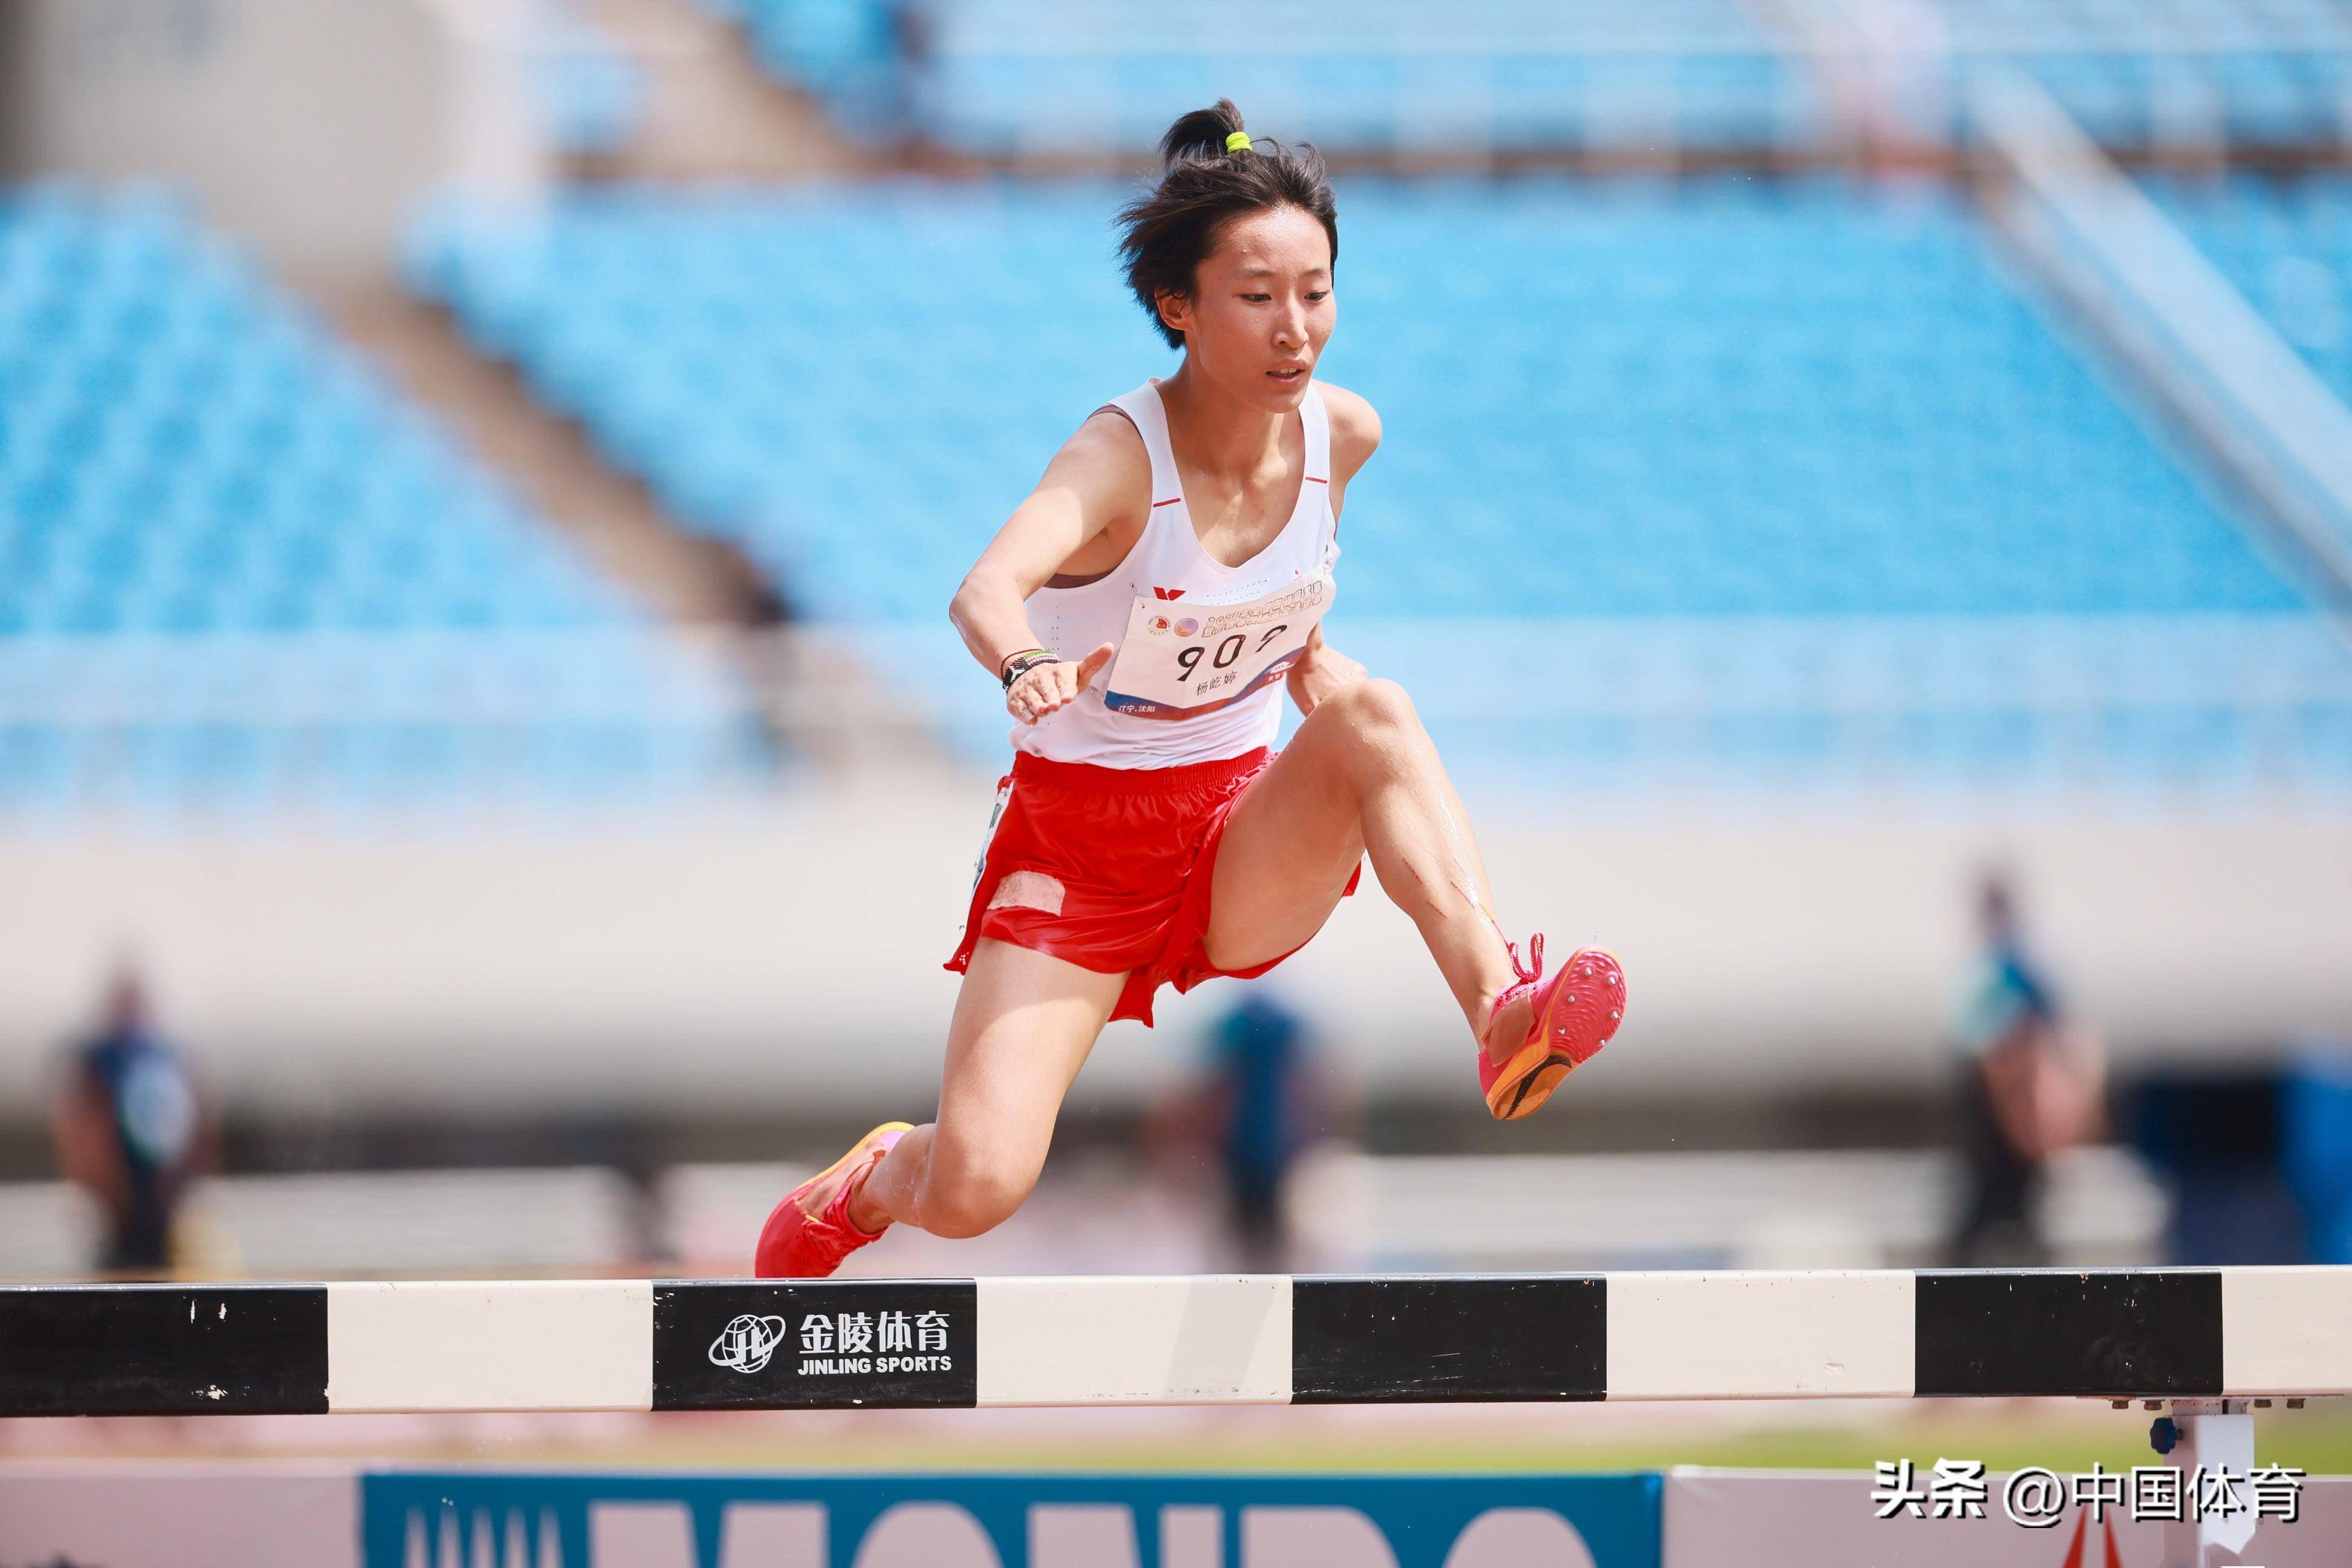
[1267,365,1307,384]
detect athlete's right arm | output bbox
[949,410,1148,724]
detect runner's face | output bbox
[1163,204,1333,409]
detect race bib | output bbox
[1101,573,1334,720]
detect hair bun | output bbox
[1158,98,1246,168]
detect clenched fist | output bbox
[1008,641,1116,724]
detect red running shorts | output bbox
[944,744,1362,1027]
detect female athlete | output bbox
[756,100,1627,1279]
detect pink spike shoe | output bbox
[1478,935,1625,1121]
[753,1122,912,1279]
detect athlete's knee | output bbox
[1326,672,1411,728]
[1321,676,1419,734]
[917,1162,1034,1239]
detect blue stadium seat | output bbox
[705,0,2352,157]
[1932,0,2352,149]
[2148,172,2352,405]
[702,0,1812,155]
[0,186,760,814]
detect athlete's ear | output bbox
[1155,288,1194,342]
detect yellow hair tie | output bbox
[1224,130,1252,154]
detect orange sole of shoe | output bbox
[1484,949,1624,1122]
[1485,1040,1578,1121]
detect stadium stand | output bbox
[702,0,914,143]
[703,0,2352,158]
[413,177,2306,621]
[2149,172,2352,397]
[534,2,651,159]
[411,175,2352,789]
[701,0,1818,155]
[1936,1,2352,149]
[0,187,760,814]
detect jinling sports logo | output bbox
[656,1281,977,1407]
[708,1313,789,1374]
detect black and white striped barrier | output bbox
[4,1269,2347,1417]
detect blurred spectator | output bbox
[2133,1068,2307,1265]
[2283,1048,2352,1264]
[1945,873,2106,1266]
[48,969,215,1275]
[1148,987,1341,1272]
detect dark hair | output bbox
[1117,99,1339,350]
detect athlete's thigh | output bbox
[1201,724,1367,973]
[929,936,1127,1191]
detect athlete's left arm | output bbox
[1287,384,1380,716]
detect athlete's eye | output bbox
[1306,290,1330,302]
[1241,292,1272,302]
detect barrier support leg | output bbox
[2157,1398,2257,1567]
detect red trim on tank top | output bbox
[1151,497,1182,507]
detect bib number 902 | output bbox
[1174,624,1289,682]
[1099,573,1335,720]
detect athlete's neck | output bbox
[1155,362,1296,488]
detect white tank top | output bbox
[1015,379,1341,769]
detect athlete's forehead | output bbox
[1205,206,1332,278]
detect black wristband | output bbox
[1001,649,1062,690]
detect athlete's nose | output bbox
[1274,301,1307,349]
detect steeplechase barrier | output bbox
[4,1267,2348,1416]
[5,1268,2350,1566]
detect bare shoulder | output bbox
[1315,381,1382,483]
[1039,404,1154,513]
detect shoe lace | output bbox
[822,1150,889,1243]
[1506,931,1545,986]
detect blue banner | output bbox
[362,1470,1661,1568]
